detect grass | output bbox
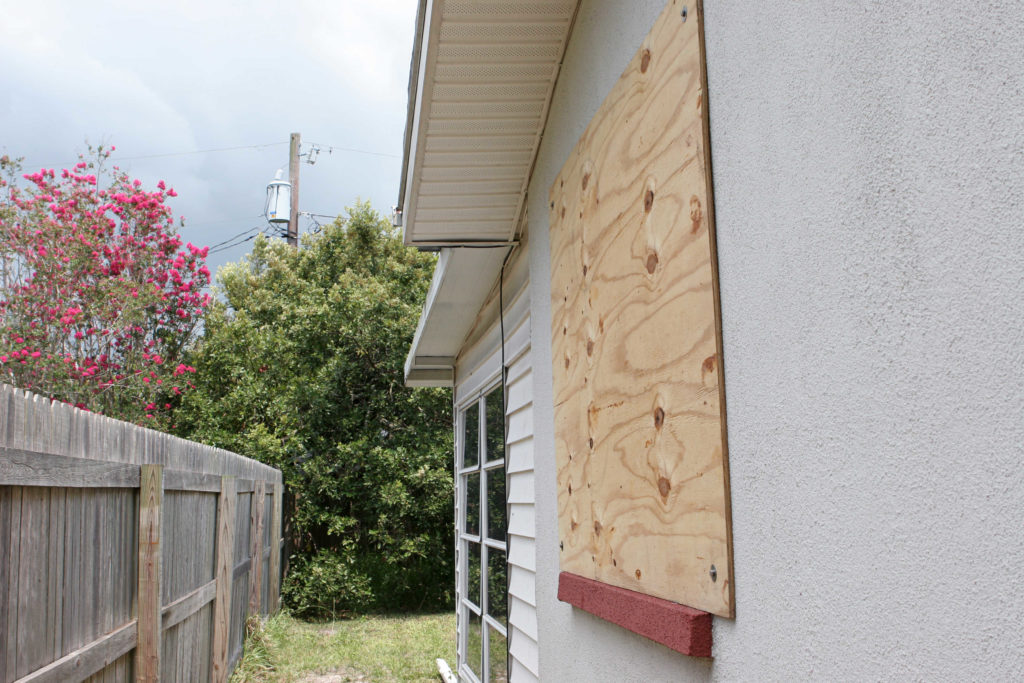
[231,611,456,683]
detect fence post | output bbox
[268,483,283,612]
[136,464,162,682]
[247,480,266,618]
[212,476,236,683]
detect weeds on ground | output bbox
[231,611,456,683]
[232,614,288,682]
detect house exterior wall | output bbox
[526,0,1024,680]
[504,348,540,681]
[452,246,537,682]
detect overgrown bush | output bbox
[282,549,375,618]
[176,204,453,616]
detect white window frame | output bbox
[456,377,508,683]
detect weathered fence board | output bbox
[163,471,222,493]
[163,581,216,634]
[137,465,162,683]
[268,484,283,611]
[247,481,265,619]
[0,386,283,683]
[211,476,235,683]
[0,449,140,488]
[14,619,137,683]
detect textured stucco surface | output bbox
[527,0,1024,680]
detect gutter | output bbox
[403,248,456,387]
[396,0,429,234]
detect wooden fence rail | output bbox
[0,385,284,682]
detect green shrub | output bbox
[283,550,375,618]
[177,204,454,618]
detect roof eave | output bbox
[403,247,508,386]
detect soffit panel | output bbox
[403,0,579,246]
[428,117,543,135]
[420,165,529,183]
[417,193,519,209]
[418,179,524,196]
[411,222,511,238]
[425,134,539,152]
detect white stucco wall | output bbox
[527,0,1024,680]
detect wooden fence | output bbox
[0,385,284,682]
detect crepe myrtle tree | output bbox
[0,148,211,427]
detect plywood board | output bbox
[549,0,733,617]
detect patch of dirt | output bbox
[296,670,369,683]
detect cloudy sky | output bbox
[0,0,418,277]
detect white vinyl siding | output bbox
[452,252,535,682]
[503,349,538,681]
[454,326,537,681]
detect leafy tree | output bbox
[175,203,453,616]
[0,149,211,426]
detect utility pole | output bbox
[288,132,300,248]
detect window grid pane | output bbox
[464,471,480,537]
[487,549,507,627]
[486,466,506,542]
[466,607,482,680]
[487,625,508,683]
[485,385,505,464]
[463,403,479,468]
[466,540,482,609]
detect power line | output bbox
[110,142,288,162]
[208,233,260,255]
[207,226,264,251]
[35,138,398,173]
[207,227,276,255]
[109,139,401,164]
[303,141,401,160]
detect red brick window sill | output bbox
[557,572,713,658]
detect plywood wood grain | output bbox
[548,0,733,617]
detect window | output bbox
[457,383,507,682]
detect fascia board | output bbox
[401,0,442,247]
[404,247,506,386]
